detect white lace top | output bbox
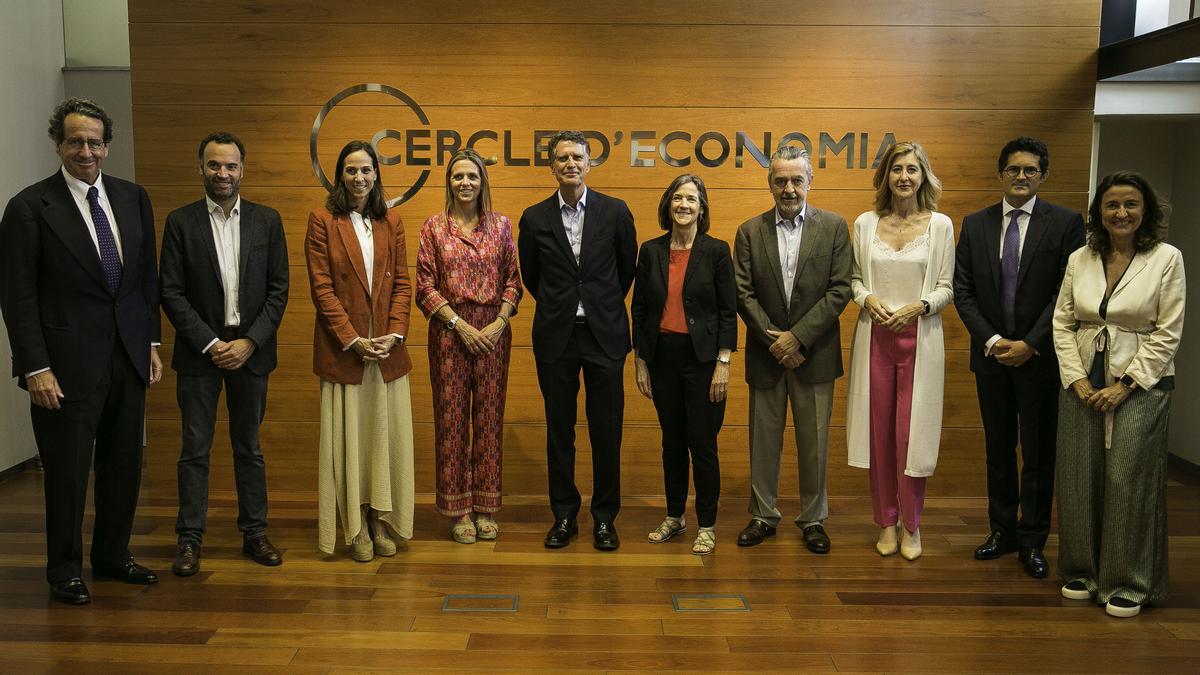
[868,230,928,310]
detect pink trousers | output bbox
[869,322,925,532]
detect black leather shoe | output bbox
[93,559,158,585]
[1019,547,1049,579]
[49,578,90,605]
[544,518,578,548]
[802,523,831,554]
[974,531,1018,560]
[736,519,777,547]
[593,522,620,551]
[172,541,201,576]
[243,536,283,566]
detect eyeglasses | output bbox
[1003,166,1041,178]
[63,138,106,151]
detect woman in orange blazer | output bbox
[306,140,415,562]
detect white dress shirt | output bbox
[61,167,123,263]
[774,205,806,307]
[349,210,375,294]
[200,196,242,354]
[985,195,1037,354]
[558,187,588,317]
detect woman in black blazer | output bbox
[631,174,738,555]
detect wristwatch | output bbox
[1119,374,1138,390]
[446,315,459,330]
[921,300,931,315]
[717,355,731,365]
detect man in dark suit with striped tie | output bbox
[955,137,1084,579]
[0,98,162,604]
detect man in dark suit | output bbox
[159,132,289,576]
[733,145,852,553]
[518,130,638,551]
[954,137,1084,578]
[0,98,161,604]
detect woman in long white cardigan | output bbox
[846,141,955,561]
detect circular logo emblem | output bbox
[310,83,431,206]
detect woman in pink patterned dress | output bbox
[415,149,522,544]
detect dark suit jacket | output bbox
[160,197,289,377]
[734,206,852,387]
[0,170,159,399]
[954,197,1084,374]
[517,188,638,362]
[630,232,737,363]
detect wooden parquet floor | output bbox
[0,468,1198,673]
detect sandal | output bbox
[692,527,716,555]
[451,519,477,544]
[647,516,686,543]
[475,515,500,540]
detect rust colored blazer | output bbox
[305,206,412,384]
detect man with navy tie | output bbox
[955,137,1084,579]
[0,98,161,604]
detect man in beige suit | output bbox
[733,145,852,553]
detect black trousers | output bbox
[175,368,270,544]
[535,321,625,524]
[31,344,145,584]
[647,334,724,528]
[975,359,1060,550]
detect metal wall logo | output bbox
[311,83,896,206]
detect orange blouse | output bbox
[659,248,691,334]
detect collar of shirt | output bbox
[205,194,241,219]
[448,211,489,237]
[1002,195,1036,219]
[773,204,806,229]
[557,187,588,212]
[349,210,372,232]
[61,166,108,206]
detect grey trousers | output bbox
[747,374,834,528]
[1056,386,1172,606]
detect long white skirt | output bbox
[318,364,415,554]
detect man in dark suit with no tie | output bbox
[0,98,162,604]
[955,137,1084,578]
[159,132,289,575]
[518,130,638,551]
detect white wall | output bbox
[1095,117,1200,465]
[0,0,66,470]
[1166,122,1200,465]
[63,0,129,67]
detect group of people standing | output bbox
[0,98,1185,622]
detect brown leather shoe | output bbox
[172,541,201,577]
[243,535,283,566]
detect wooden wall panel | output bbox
[128,1,1101,27]
[128,1,1099,501]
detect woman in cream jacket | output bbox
[1053,170,1185,618]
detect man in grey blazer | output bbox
[733,145,852,553]
[159,132,289,575]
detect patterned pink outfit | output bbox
[416,212,522,516]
